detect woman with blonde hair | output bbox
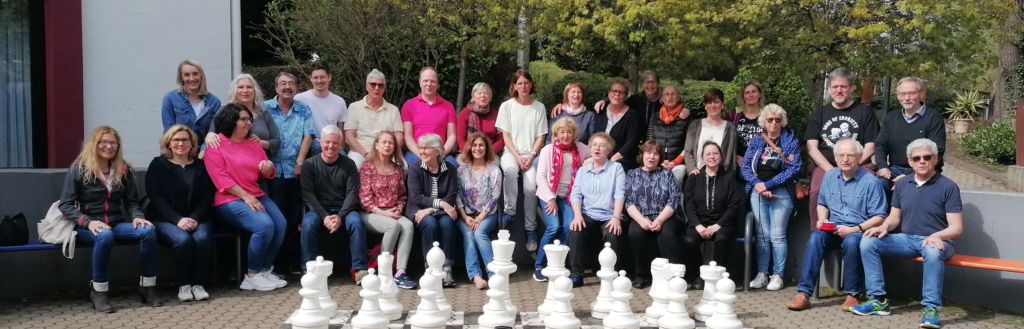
[455,132,502,289]
[547,82,595,144]
[205,74,281,159]
[59,126,160,312]
[162,60,222,147]
[358,131,417,289]
[533,118,591,282]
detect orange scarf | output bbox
[659,104,684,124]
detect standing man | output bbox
[295,60,347,156]
[345,69,404,169]
[266,72,315,274]
[804,68,880,229]
[401,67,458,167]
[874,77,946,201]
[852,138,962,329]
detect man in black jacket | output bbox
[873,77,945,202]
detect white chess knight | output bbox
[477,272,515,329]
[645,258,671,320]
[657,267,695,329]
[693,261,726,322]
[350,269,389,329]
[376,252,403,320]
[312,256,337,317]
[705,273,744,329]
[487,230,518,315]
[290,261,331,329]
[538,239,570,320]
[425,241,453,319]
[409,270,447,329]
[603,271,640,329]
[544,275,581,329]
[590,242,617,319]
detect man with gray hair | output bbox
[853,138,962,329]
[804,68,880,230]
[873,77,945,201]
[344,69,404,168]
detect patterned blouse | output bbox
[624,167,681,219]
[456,163,502,216]
[358,162,406,211]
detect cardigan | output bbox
[144,156,216,224]
[683,167,742,228]
[740,127,802,196]
[405,159,459,220]
[682,119,737,170]
[535,142,592,202]
[593,106,643,169]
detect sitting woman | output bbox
[533,118,591,282]
[625,140,684,288]
[741,104,801,291]
[146,125,216,302]
[205,103,287,292]
[358,131,417,290]
[60,126,160,312]
[648,85,693,184]
[407,133,460,288]
[594,78,642,171]
[455,132,503,289]
[566,133,627,287]
[682,141,742,287]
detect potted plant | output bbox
[946,90,984,133]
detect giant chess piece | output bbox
[657,266,695,329]
[538,239,570,320]
[290,262,330,329]
[487,230,518,315]
[544,275,581,329]
[312,256,338,317]
[409,271,447,329]
[351,269,389,329]
[645,258,671,320]
[477,272,516,329]
[376,251,403,320]
[602,271,640,329]
[590,242,617,319]
[426,241,453,319]
[705,273,744,329]
[693,261,725,322]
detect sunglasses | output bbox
[369,82,386,89]
[766,117,782,123]
[911,155,935,162]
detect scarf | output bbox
[550,140,582,197]
[563,104,587,116]
[465,103,491,134]
[660,103,684,124]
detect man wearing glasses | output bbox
[296,60,348,156]
[872,77,946,202]
[344,69,404,169]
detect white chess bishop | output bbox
[705,273,744,329]
[538,239,570,320]
[289,259,331,329]
[409,270,447,329]
[693,261,726,322]
[487,230,518,315]
[603,271,640,329]
[375,252,403,320]
[657,266,695,329]
[350,269,389,329]
[543,275,581,329]
[477,271,515,329]
[426,241,453,319]
[590,242,617,319]
[645,258,671,320]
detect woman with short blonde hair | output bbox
[533,118,591,281]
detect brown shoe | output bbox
[786,293,811,311]
[842,295,860,311]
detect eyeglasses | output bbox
[171,138,191,144]
[897,91,920,98]
[368,82,386,89]
[277,81,296,86]
[609,90,627,95]
[911,155,935,162]
[642,80,658,85]
[238,117,254,123]
[766,117,783,123]
[835,154,858,160]
[98,141,119,148]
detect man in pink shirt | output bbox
[401,67,458,167]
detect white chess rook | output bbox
[477,273,516,329]
[290,261,330,329]
[705,273,744,329]
[409,271,447,329]
[351,269,389,329]
[543,275,581,329]
[590,242,617,319]
[426,241,453,319]
[538,239,570,320]
[657,267,695,329]
[313,256,338,317]
[693,261,725,322]
[645,258,671,320]
[376,252,403,320]
[488,230,518,315]
[603,271,640,329]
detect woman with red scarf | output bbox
[456,83,504,154]
[531,118,591,282]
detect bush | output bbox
[545,71,611,111]
[243,65,310,99]
[675,80,732,119]
[530,61,573,106]
[959,120,1017,165]
[729,63,812,136]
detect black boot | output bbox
[90,281,114,313]
[139,277,162,307]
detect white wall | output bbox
[82,0,235,167]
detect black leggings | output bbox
[682,224,737,281]
[628,218,685,277]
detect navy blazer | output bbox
[405,159,459,220]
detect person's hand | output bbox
[706,224,721,237]
[892,174,906,183]
[816,219,827,230]
[324,215,341,233]
[550,103,564,118]
[819,164,835,172]
[177,218,197,231]
[610,153,623,162]
[662,161,676,170]
[679,107,691,119]
[636,218,653,231]
[863,226,888,238]
[695,224,709,239]
[259,160,274,177]
[384,208,402,219]
[414,209,432,223]
[605,216,623,235]
[689,169,700,175]
[876,168,891,179]
[443,206,457,221]
[921,234,946,250]
[649,218,663,232]
[243,195,264,212]
[132,218,153,229]
[87,221,111,235]
[835,225,859,238]
[294,165,302,176]
[754,182,767,193]
[594,100,607,112]
[247,134,260,142]
[520,155,535,170]
[544,199,558,216]
[570,216,586,231]
[205,133,220,148]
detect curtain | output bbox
[0,0,33,167]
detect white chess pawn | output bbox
[645,258,670,320]
[290,267,330,329]
[376,252,403,320]
[657,268,695,329]
[693,261,725,322]
[488,230,518,316]
[705,273,744,329]
[544,275,581,329]
[426,241,453,319]
[477,273,515,329]
[590,242,617,319]
[351,269,389,329]
[602,271,640,329]
[313,256,338,317]
[539,239,570,320]
[409,271,447,329]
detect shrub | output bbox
[729,63,812,136]
[545,71,611,111]
[675,80,732,119]
[959,119,1017,165]
[530,61,573,106]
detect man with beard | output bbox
[873,77,945,202]
[296,60,347,156]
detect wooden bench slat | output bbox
[909,255,1024,274]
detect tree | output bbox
[993,2,1024,117]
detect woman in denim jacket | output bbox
[161,60,222,147]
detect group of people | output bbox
[59,60,961,328]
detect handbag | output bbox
[0,213,29,246]
[37,201,78,259]
[761,133,809,200]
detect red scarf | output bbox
[464,103,490,134]
[550,140,582,197]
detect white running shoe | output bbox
[240,274,277,291]
[191,285,210,301]
[177,285,194,302]
[261,270,287,288]
[767,274,784,291]
[750,273,768,289]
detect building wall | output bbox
[81,0,234,167]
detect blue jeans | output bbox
[75,222,158,282]
[154,221,213,286]
[879,165,913,203]
[750,188,794,275]
[796,230,864,295]
[418,213,456,266]
[404,151,458,169]
[861,233,954,308]
[535,198,574,269]
[457,214,497,278]
[300,210,367,270]
[213,196,286,274]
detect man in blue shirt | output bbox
[567,133,626,287]
[787,139,887,312]
[266,72,315,274]
[852,139,963,329]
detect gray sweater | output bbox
[683,119,738,170]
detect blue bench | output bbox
[0,229,235,253]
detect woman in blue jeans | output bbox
[407,133,460,288]
[59,126,160,313]
[455,132,502,289]
[533,118,591,281]
[205,103,287,292]
[740,104,801,291]
[146,125,216,302]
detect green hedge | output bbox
[673,80,732,119]
[728,63,812,136]
[959,120,1016,165]
[545,72,611,111]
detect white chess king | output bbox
[488,230,518,315]
[539,239,570,320]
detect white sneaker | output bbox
[177,285,194,302]
[261,270,287,288]
[767,275,784,291]
[240,274,277,291]
[192,285,210,301]
[750,273,768,289]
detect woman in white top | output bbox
[683,88,737,173]
[494,70,548,252]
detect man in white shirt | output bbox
[295,60,347,156]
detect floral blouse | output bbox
[358,162,406,211]
[456,163,502,216]
[624,167,681,219]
